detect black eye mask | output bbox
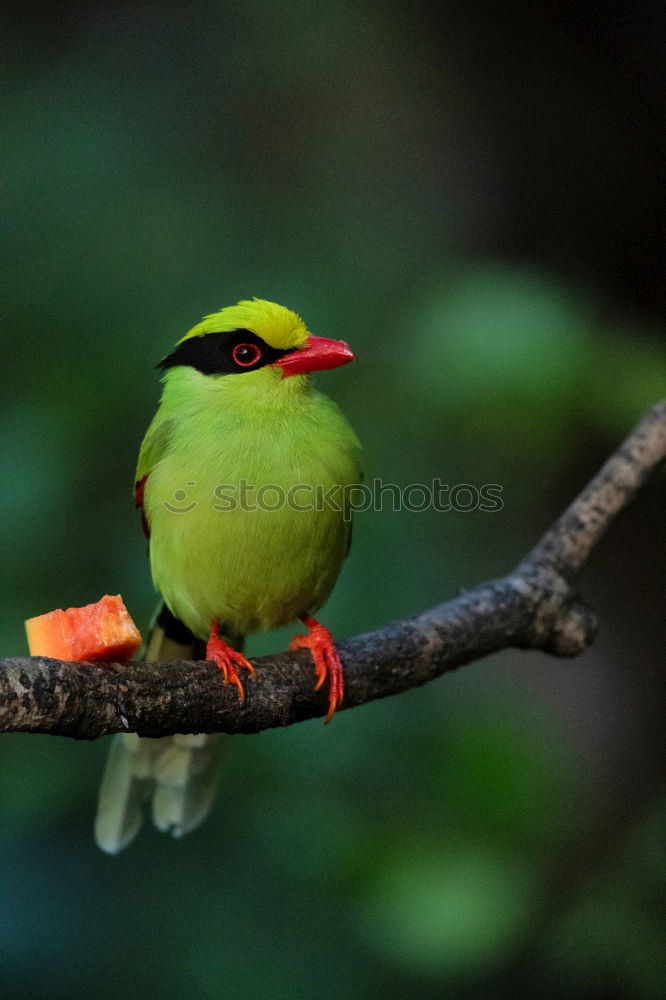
[157,329,292,375]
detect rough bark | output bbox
[2,401,665,740]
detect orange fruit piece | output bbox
[25,595,142,661]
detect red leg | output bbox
[289,615,344,723]
[206,622,256,703]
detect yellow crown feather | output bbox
[178,298,309,352]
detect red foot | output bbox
[206,623,256,703]
[289,615,344,723]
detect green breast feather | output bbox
[141,378,361,639]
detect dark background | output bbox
[2,2,664,998]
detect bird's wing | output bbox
[134,418,175,538]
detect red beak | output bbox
[271,336,356,377]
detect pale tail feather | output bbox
[94,605,230,854]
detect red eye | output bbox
[232,343,262,367]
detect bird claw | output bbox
[206,623,255,703]
[289,615,344,723]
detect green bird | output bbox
[94,299,361,853]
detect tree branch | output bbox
[2,401,665,740]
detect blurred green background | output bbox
[2,2,664,998]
